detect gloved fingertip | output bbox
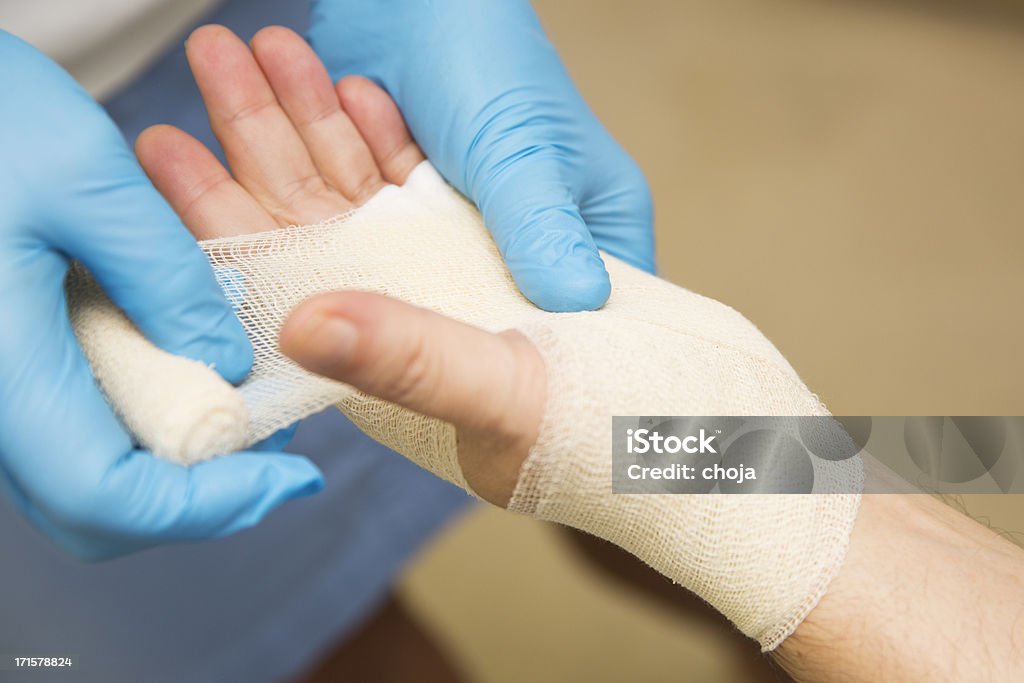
[214,455,324,536]
[271,456,325,500]
[252,423,301,452]
[289,471,326,498]
[509,242,611,312]
[72,543,131,563]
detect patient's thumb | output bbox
[278,291,545,440]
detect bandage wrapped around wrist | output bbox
[68,161,861,650]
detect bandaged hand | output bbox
[71,26,860,650]
[113,24,540,505]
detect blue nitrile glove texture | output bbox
[0,32,323,560]
[309,0,655,312]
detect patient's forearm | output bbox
[776,494,1024,682]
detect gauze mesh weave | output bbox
[67,161,862,649]
[70,163,543,475]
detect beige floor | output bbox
[399,1,1024,680]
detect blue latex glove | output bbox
[309,0,655,312]
[0,32,323,560]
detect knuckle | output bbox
[305,103,340,127]
[273,174,332,221]
[487,142,564,180]
[222,97,277,126]
[179,173,235,224]
[620,158,654,214]
[629,183,654,225]
[347,171,385,205]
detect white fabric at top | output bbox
[0,0,220,98]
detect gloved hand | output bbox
[309,0,655,312]
[0,32,323,560]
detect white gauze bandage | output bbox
[67,161,861,650]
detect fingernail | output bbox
[293,312,358,367]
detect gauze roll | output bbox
[67,269,249,465]
[66,161,861,649]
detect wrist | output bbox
[778,493,1024,681]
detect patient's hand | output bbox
[136,25,544,506]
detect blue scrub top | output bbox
[0,2,472,681]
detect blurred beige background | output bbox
[399,1,1024,681]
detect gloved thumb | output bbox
[472,154,611,312]
[1,32,252,383]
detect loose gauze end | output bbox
[66,161,862,650]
